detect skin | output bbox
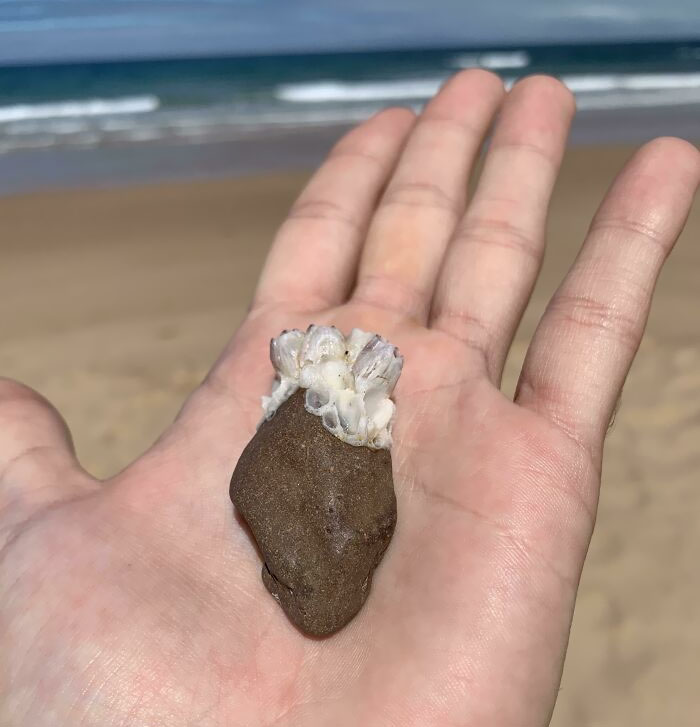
[0,71,698,727]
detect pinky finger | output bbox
[516,138,700,459]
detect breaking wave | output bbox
[0,95,160,124]
[276,71,700,111]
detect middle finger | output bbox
[430,76,575,383]
[352,70,505,322]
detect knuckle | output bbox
[491,138,558,169]
[382,180,460,216]
[455,215,542,262]
[286,197,360,232]
[327,142,385,170]
[414,113,481,141]
[549,292,641,350]
[328,120,396,163]
[590,215,670,257]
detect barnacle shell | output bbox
[262,326,403,450]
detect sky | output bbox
[1,0,700,64]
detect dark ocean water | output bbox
[2,40,700,152]
[1,40,699,193]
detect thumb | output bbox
[0,378,96,530]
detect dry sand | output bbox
[1,145,699,725]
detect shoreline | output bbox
[1,103,699,197]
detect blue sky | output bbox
[1,0,700,64]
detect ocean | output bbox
[1,40,700,194]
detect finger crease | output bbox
[327,147,389,172]
[286,199,364,234]
[516,376,600,469]
[490,140,558,171]
[353,274,427,321]
[549,293,641,351]
[251,289,338,316]
[430,308,491,369]
[588,217,670,258]
[455,217,542,263]
[0,444,59,485]
[382,180,462,217]
[417,114,484,139]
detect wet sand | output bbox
[1,144,699,725]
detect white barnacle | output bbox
[270,329,305,378]
[345,328,375,362]
[261,326,403,449]
[299,325,345,364]
[305,387,330,413]
[352,335,403,397]
[263,329,305,419]
[322,405,340,432]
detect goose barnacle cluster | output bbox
[262,326,403,449]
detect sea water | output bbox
[1,40,699,192]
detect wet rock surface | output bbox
[230,389,397,636]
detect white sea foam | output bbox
[562,71,700,93]
[451,50,531,70]
[276,71,700,112]
[275,79,444,103]
[0,95,160,123]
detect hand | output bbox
[1,71,698,727]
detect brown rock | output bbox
[230,389,396,636]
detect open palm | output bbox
[2,72,698,727]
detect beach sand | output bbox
[1,144,699,725]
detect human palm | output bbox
[1,72,698,727]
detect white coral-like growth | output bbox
[262,326,403,449]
